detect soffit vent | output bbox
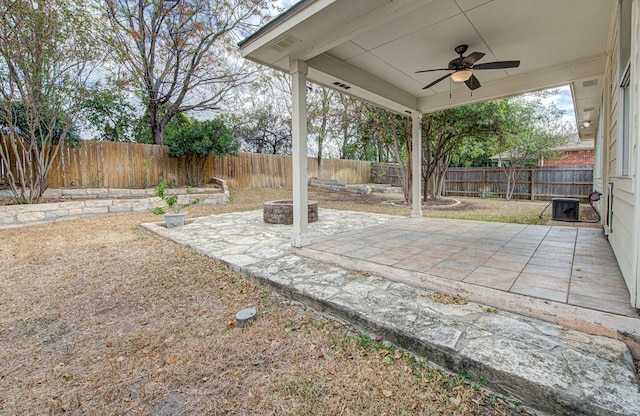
[333,81,351,90]
[269,35,302,53]
[582,79,598,88]
[583,107,595,113]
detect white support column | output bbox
[290,59,311,247]
[411,111,423,218]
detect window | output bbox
[619,0,631,73]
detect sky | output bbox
[553,85,577,130]
[539,85,577,131]
[274,0,297,11]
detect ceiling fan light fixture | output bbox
[451,69,472,82]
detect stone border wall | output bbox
[263,200,319,224]
[0,178,229,229]
[310,177,402,195]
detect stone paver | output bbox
[142,209,640,416]
[308,217,636,318]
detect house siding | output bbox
[602,0,639,307]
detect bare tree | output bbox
[228,70,293,154]
[307,85,337,170]
[336,94,366,160]
[103,0,268,145]
[0,0,102,203]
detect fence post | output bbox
[530,168,535,201]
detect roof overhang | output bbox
[240,0,615,139]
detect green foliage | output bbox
[357,105,405,163]
[82,87,137,142]
[421,101,504,199]
[1,101,80,147]
[153,180,199,214]
[492,96,572,200]
[164,116,239,185]
[450,139,496,167]
[164,116,238,159]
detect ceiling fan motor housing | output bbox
[454,44,469,55]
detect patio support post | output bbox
[411,111,423,218]
[290,59,311,247]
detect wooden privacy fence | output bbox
[371,163,594,200]
[1,140,371,189]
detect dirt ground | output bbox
[0,187,596,415]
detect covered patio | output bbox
[236,0,640,311]
[239,0,608,247]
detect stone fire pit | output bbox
[263,200,318,224]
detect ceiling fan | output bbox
[416,44,520,91]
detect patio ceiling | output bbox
[239,0,613,141]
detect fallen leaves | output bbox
[346,270,371,278]
[426,292,469,305]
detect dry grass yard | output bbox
[0,187,566,415]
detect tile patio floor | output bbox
[300,217,637,317]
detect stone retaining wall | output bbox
[310,177,402,195]
[0,179,229,229]
[0,177,229,201]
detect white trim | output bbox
[290,59,311,247]
[617,62,631,177]
[411,111,422,218]
[630,0,640,308]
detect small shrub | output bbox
[153,180,199,214]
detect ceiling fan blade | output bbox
[473,60,520,70]
[462,51,485,66]
[422,73,451,89]
[415,68,450,74]
[465,74,481,90]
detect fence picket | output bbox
[0,140,591,200]
[371,163,593,200]
[0,140,370,189]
